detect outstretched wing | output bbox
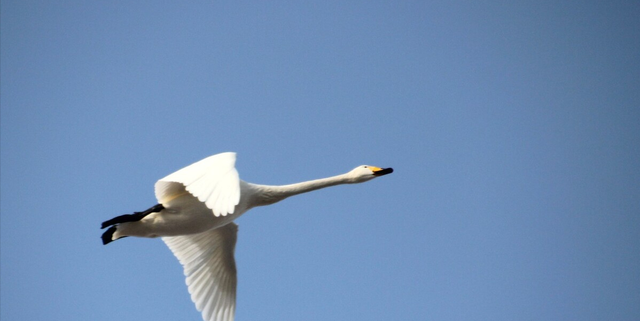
[154,152,241,217]
[163,223,238,321]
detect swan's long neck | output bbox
[251,173,352,206]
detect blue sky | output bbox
[1,1,639,320]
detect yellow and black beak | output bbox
[370,166,394,176]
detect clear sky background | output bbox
[1,1,639,320]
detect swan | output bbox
[100,152,393,321]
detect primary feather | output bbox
[155,152,241,217]
[163,223,238,321]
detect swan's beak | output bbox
[371,167,394,176]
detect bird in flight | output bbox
[101,152,393,321]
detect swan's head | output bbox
[348,165,394,183]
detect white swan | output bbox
[101,152,393,321]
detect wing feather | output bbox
[163,223,238,321]
[155,152,240,217]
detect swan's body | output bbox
[101,152,393,321]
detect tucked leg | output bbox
[101,226,121,245]
[101,204,165,229]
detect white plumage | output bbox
[101,152,393,321]
[155,152,240,217]
[163,223,238,321]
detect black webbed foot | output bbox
[101,226,120,245]
[100,204,165,229]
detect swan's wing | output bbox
[155,152,241,217]
[162,223,238,321]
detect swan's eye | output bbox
[364,166,368,168]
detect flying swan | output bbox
[101,152,393,321]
